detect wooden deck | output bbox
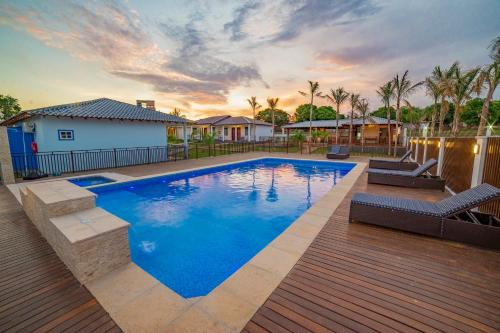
[243,172,500,333]
[0,186,121,333]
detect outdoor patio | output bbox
[1,153,499,332]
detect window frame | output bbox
[58,129,74,141]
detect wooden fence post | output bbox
[423,137,428,163]
[470,137,488,188]
[436,137,446,176]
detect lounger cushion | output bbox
[329,146,341,154]
[352,192,441,216]
[436,183,500,216]
[367,159,437,177]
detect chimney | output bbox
[136,100,156,111]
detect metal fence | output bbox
[11,145,186,178]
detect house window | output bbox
[58,130,74,140]
[224,127,228,136]
[245,127,249,136]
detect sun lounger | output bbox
[368,150,418,170]
[349,183,500,249]
[327,145,349,159]
[367,159,445,191]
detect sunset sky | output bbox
[1,0,499,120]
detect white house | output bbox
[1,98,187,152]
[192,115,272,141]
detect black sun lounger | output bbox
[367,159,444,191]
[327,145,350,159]
[368,150,419,170]
[349,183,500,249]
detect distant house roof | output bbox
[194,115,231,125]
[195,115,272,126]
[283,116,400,129]
[1,98,186,126]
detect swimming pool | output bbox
[91,158,355,298]
[69,176,115,187]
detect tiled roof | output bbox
[283,116,400,129]
[195,115,271,126]
[1,98,186,125]
[194,115,231,125]
[216,116,271,126]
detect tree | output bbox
[298,81,322,139]
[432,63,458,135]
[475,62,499,135]
[266,97,279,141]
[315,106,337,120]
[247,96,261,141]
[371,106,396,119]
[424,77,440,136]
[348,93,360,146]
[324,87,349,143]
[290,130,306,143]
[356,98,369,152]
[461,98,500,126]
[294,104,318,122]
[256,108,289,128]
[376,81,394,154]
[0,95,21,120]
[489,36,500,63]
[392,71,422,156]
[449,64,480,136]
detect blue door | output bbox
[7,126,38,175]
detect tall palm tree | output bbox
[356,98,369,152]
[475,62,499,136]
[247,96,261,141]
[376,81,394,155]
[392,71,422,156]
[348,93,360,146]
[424,77,440,137]
[298,81,321,140]
[489,36,500,63]
[325,87,349,143]
[449,64,480,136]
[267,97,279,142]
[432,63,458,136]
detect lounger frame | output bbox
[327,152,349,159]
[367,173,445,191]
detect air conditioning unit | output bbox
[23,122,36,133]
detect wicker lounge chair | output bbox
[327,145,350,159]
[367,159,445,191]
[368,150,418,170]
[349,183,500,249]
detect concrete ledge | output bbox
[21,180,131,283]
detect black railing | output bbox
[11,145,186,178]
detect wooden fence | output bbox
[409,136,500,217]
[481,137,500,217]
[441,138,476,193]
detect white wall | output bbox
[256,125,273,140]
[30,116,167,152]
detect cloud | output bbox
[272,0,379,42]
[223,1,261,41]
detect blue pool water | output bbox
[69,176,115,187]
[91,158,354,297]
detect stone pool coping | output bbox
[85,156,366,332]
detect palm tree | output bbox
[324,87,349,143]
[489,36,500,63]
[348,93,360,146]
[392,71,422,156]
[475,62,499,136]
[376,81,394,155]
[267,97,279,142]
[356,98,369,152]
[247,96,261,141]
[449,64,480,136]
[424,77,440,137]
[298,81,321,140]
[432,63,458,136]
